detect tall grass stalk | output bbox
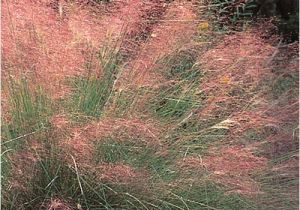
[3,77,51,141]
[72,33,125,118]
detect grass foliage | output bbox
[150,84,200,119]
[253,154,299,210]
[158,49,201,81]
[2,157,251,210]
[109,88,147,117]
[3,152,151,209]
[1,77,52,206]
[3,78,51,138]
[70,39,122,118]
[205,0,257,30]
[2,132,256,210]
[149,49,202,120]
[94,138,177,180]
[2,3,298,209]
[272,73,298,97]
[164,183,255,210]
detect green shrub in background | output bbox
[205,0,257,30]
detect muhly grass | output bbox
[271,73,298,98]
[251,154,299,210]
[107,87,152,118]
[1,77,53,208]
[163,182,257,210]
[3,49,296,210]
[2,67,270,210]
[148,48,203,121]
[2,78,51,139]
[92,136,259,210]
[157,49,201,82]
[156,109,233,158]
[2,134,256,210]
[2,151,149,209]
[2,10,298,210]
[1,77,52,158]
[69,75,115,117]
[68,36,123,119]
[109,89,136,117]
[94,137,178,181]
[150,84,200,120]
